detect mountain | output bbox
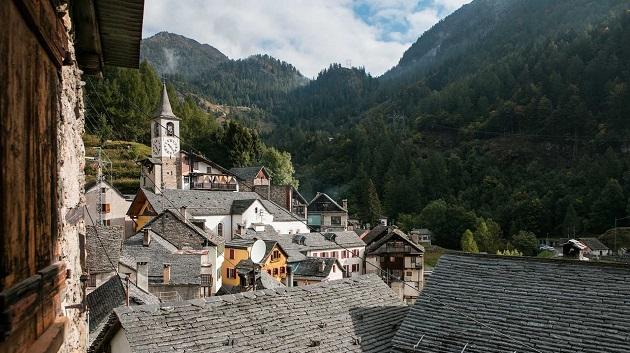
[140,32,307,108]
[141,31,228,79]
[384,0,630,87]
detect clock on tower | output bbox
[151,84,180,158]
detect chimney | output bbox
[136,261,148,291]
[143,227,152,246]
[180,206,187,220]
[342,199,348,210]
[320,260,326,273]
[286,265,293,287]
[163,263,171,284]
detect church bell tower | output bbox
[151,84,180,189]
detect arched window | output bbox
[217,223,223,237]
[154,122,160,137]
[166,122,174,136]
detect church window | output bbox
[217,223,223,237]
[154,122,160,136]
[166,122,175,136]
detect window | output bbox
[103,219,111,226]
[271,250,281,261]
[321,252,327,258]
[229,249,235,260]
[406,271,412,277]
[255,207,258,214]
[273,268,279,276]
[166,122,175,136]
[411,257,416,264]
[217,223,223,237]
[201,274,213,286]
[87,274,97,287]
[390,256,395,262]
[331,216,341,225]
[351,264,359,272]
[192,220,205,229]
[332,265,336,273]
[154,122,160,136]
[100,187,106,193]
[267,269,272,275]
[206,166,212,173]
[280,267,286,274]
[331,251,337,258]
[227,268,236,279]
[344,265,349,273]
[341,251,346,259]
[194,161,200,170]
[100,203,111,214]
[352,249,359,257]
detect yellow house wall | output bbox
[261,246,288,282]
[222,247,250,287]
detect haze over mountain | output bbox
[88,0,630,250]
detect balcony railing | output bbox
[191,182,237,191]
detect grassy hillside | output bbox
[84,134,150,194]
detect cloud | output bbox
[142,0,470,77]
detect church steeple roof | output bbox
[154,83,179,120]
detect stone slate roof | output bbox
[87,275,159,348]
[579,237,610,251]
[120,233,204,285]
[86,226,124,274]
[391,253,630,353]
[110,274,407,352]
[140,188,303,221]
[290,257,344,281]
[140,209,223,248]
[366,228,424,254]
[230,198,258,214]
[229,166,267,181]
[361,225,388,245]
[154,84,179,120]
[241,228,365,262]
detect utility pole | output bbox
[86,147,111,226]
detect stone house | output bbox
[307,192,349,231]
[0,1,143,352]
[230,166,271,195]
[265,185,308,220]
[127,188,309,238]
[363,226,425,303]
[118,210,225,300]
[85,226,124,293]
[290,257,345,286]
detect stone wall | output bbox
[56,9,87,353]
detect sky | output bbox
[142,0,471,78]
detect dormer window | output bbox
[166,122,174,136]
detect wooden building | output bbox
[0,1,144,352]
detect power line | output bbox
[83,205,119,275]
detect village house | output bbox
[89,274,407,353]
[85,226,125,292]
[266,184,308,219]
[127,187,309,238]
[241,225,366,278]
[307,192,349,231]
[118,210,224,300]
[0,1,144,352]
[362,225,425,303]
[391,253,630,353]
[85,180,133,232]
[230,166,271,195]
[409,228,433,245]
[222,238,289,291]
[577,237,611,257]
[290,257,345,286]
[86,275,158,352]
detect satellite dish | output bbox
[250,239,266,264]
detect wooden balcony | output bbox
[191,182,237,191]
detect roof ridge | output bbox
[442,250,630,269]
